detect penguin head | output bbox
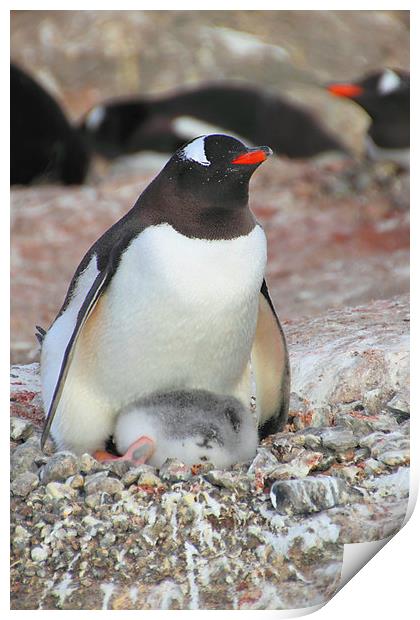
[174,133,272,175]
[81,101,152,159]
[153,133,272,207]
[327,69,409,108]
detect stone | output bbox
[270,476,360,515]
[40,452,79,483]
[319,428,358,451]
[364,458,387,476]
[205,469,249,492]
[103,459,132,477]
[11,471,39,497]
[79,453,101,474]
[386,387,410,415]
[137,471,165,489]
[10,416,34,442]
[360,430,409,466]
[121,464,158,487]
[159,458,192,482]
[67,474,85,489]
[31,546,49,562]
[269,451,324,481]
[84,473,124,497]
[330,465,364,484]
[378,450,410,467]
[10,439,44,480]
[13,525,31,549]
[45,482,77,501]
[247,449,279,476]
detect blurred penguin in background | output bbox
[327,68,409,169]
[11,63,91,185]
[80,82,348,161]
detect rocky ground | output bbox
[11,10,410,611]
[10,295,409,610]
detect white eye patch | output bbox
[180,136,211,166]
[85,106,106,131]
[377,69,401,95]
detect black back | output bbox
[80,82,347,160]
[11,63,91,185]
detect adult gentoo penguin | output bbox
[11,63,90,185]
[327,68,409,168]
[94,390,258,468]
[80,82,347,160]
[40,134,290,455]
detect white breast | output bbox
[83,223,267,407]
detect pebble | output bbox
[319,428,358,451]
[40,452,79,483]
[13,525,31,550]
[205,469,248,492]
[364,458,387,476]
[313,453,336,472]
[31,546,49,562]
[270,475,360,515]
[84,493,103,508]
[78,453,101,474]
[360,430,409,465]
[101,532,116,548]
[353,447,370,463]
[67,474,85,489]
[10,417,34,442]
[330,465,363,484]
[84,472,124,497]
[45,481,77,501]
[137,471,165,488]
[299,431,322,450]
[340,411,399,436]
[103,459,132,477]
[159,458,192,482]
[247,448,279,476]
[269,451,323,481]
[378,450,410,467]
[386,389,410,415]
[10,439,44,479]
[122,464,158,486]
[11,471,39,497]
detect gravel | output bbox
[10,400,410,609]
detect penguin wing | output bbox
[40,266,112,449]
[251,279,290,439]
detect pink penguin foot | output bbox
[93,436,155,465]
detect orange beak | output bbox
[231,147,272,165]
[327,83,364,98]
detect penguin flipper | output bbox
[40,268,111,450]
[252,279,290,439]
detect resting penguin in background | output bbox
[80,82,347,160]
[11,63,90,185]
[39,133,290,456]
[93,390,258,468]
[327,68,409,169]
